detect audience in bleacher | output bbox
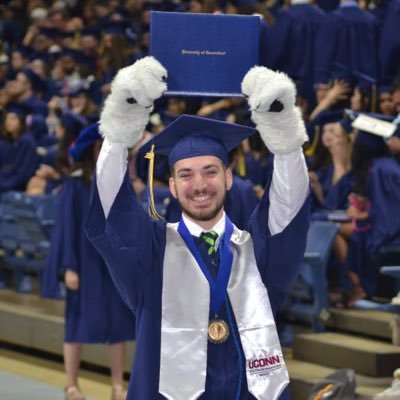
[0,0,400,313]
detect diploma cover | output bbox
[150,11,260,97]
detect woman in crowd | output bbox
[42,124,134,400]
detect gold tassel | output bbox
[145,145,164,220]
[304,125,320,158]
[73,30,81,48]
[235,145,246,177]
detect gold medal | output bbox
[208,318,230,344]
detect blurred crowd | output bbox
[0,0,400,306]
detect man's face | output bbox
[169,155,232,227]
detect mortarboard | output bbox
[5,102,32,117]
[81,27,101,40]
[103,19,138,44]
[152,114,257,168]
[59,30,76,40]
[38,27,59,40]
[61,112,88,139]
[21,68,47,93]
[103,19,130,36]
[313,110,345,128]
[60,48,96,70]
[13,46,31,60]
[69,122,101,162]
[355,130,387,156]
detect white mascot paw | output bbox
[241,66,308,155]
[100,56,167,147]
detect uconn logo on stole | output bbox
[247,355,283,376]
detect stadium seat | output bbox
[285,220,339,332]
[0,192,57,292]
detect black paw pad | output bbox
[268,100,284,112]
[126,97,137,105]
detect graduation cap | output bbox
[103,19,138,44]
[145,115,256,218]
[59,30,76,40]
[38,27,60,40]
[13,46,31,60]
[355,129,386,156]
[5,102,32,117]
[69,122,101,162]
[81,27,101,40]
[60,48,96,70]
[21,68,47,93]
[153,114,257,168]
[61,112,88,139]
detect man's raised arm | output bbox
[96,56,168,217]
[242,66,309,235]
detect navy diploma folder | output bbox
[149,11,260,97]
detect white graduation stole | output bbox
[159,223,289,400]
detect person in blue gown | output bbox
[266,0,326,108]
[308,112,354,214]
[85,58,310,399]
[0,104,39,193]
[379,0,400,86]
[343,129,396,305]
[314,0,379,88]
[42,124,134,400]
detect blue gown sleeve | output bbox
[248,173,311,315]
[84,171,166,312]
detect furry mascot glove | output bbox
[99,56,167,148]
[241,66,308,155]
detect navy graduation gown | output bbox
[312,166,353,212]
[42,177,134,343]
[85,172,310,399]
[314,4,379,84]
[379,0,400,84]
[0,133,39,192]
[266,4,326,105]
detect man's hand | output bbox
[242,66,308,154]
[100,56,167,148]
[65,269,80,291]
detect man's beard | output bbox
[176,191,226,222]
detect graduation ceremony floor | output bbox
[0,288,132,400]
[0,287,397,400]
[0,347,106,399]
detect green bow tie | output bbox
[200,230,219,255]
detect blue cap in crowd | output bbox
[69,122,101,162]
[153,114,256,168]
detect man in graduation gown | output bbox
[85,57,310,400]
[314,0,379,88]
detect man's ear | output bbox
[225,168,233,191]
[169,176,177,199]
